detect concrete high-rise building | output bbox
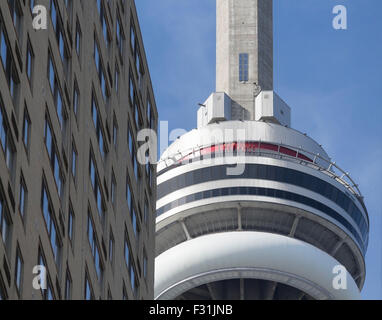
[0,0,157,300]
[154,0,369,300]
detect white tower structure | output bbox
[154,0,369,300]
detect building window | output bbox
[44,116,53,157]
[89,153,96,189]
[52,148,64,199]
[147,98,151,127]
[143,251,148,279]
[87,211,103,280]
[96,0,102,16]
[50,0,58,31]
[73,80,79,118]
[8,0,22,38]
[116,13,124,56]
[22,106,31,151]
[84,272,94,300]
[144,197,149,226]
[64,269,72,300]
[100,1,110,47]
[134,96,141,130]
[0,103,15,176]
[91,94,107,159]
[132,146,139,182]
[48,52,67,131]
[239,53,249,82]
[15,246,23,295]
[126,174,131,211]
[0,22,19,105]
[122,282,128,300]
[0,18,8,69]
[129,71,134,105]
[111,172,116,207]
[68,205,74,244]
[113,117,118,148]
[56,19,68,67]
[46,280,54,300]
[124,233,130,268]
[48,53,55,91]
[41,181,61,263]
[0,276,7,300]
[0,100,15,175]
[89,152,105,220]
[26,38,34,84]
[131,206,138,238]
[54,80,65,129]
[130,21,136,53]
[115,63,119,93]
[0,194,11,247]
[75,20,81,58]
[128,123,133,156]
[109,229,114,266]
[29,0,35,13]
[19,174,27,219]
[94,37,108,101]
[130,264,138,296]
[71,140,77,179]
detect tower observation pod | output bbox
[154,0,369,300]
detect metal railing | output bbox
[157,141,364,202]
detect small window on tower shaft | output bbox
[239,53,249,82]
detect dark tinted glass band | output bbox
[157,163,368,237]
[156,186,366,254]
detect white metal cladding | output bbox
[154,232,361,300]
[154,199,366,287]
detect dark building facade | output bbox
[0,0,157,300]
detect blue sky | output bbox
[135,0,382,299]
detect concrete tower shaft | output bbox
[216,0,273,119]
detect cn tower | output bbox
[154,0,369,300]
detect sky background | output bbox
[135,0,382,299]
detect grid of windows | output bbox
[94,37,108,100]
[1,9,19,105]
[87,212,103,280]
[44,116,65,199]
[124,232,138,296]
[89,151,105,220]
[0,0,157,300]
[41,181,61,263]
[0,100,15,175]
[91,94,107,159]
